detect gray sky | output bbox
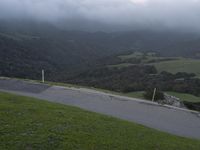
[1,0,200,31]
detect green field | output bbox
[153,58,200,77]
[119,52,144,60]
[108,63,134,68]
[0,92,200,149]
[166,91,200,103]
[117,52,200,77]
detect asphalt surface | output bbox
[0,78,200,139]
[0,78,50,93]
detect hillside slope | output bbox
[0,92,200,150]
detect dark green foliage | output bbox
[143,89,164,101]
[67,65,157,92]
[183,102,200,111]
[67,65,200,96]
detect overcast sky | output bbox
[0,0,200,31]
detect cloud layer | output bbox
[0,0,200,31]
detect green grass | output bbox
[108,63,134,68]
[166,92,200,103]
[119,52,144,60]
[0,92,200,150]
[153,58,200,77]
[118,52,172,64]
[117,52,200,77]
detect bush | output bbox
[144,89,164,101]
[183,102,200,111]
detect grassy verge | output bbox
[0,92,200,150]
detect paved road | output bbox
[0,78,200,139]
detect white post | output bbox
[152,88,157,102]
[42,69,45,83]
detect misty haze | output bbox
[0,0,200,149]
[1,0,200,31]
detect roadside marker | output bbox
[152,88,157,102]
[42,69,45,83]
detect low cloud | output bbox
[0,0,200,31]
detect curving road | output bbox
[0,78,200,139]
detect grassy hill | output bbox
[153,58,200,77]
[0,92,200,150]
[114,52,200,77]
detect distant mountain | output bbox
[0,20,200,80]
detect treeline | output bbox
[67,65,200,96]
